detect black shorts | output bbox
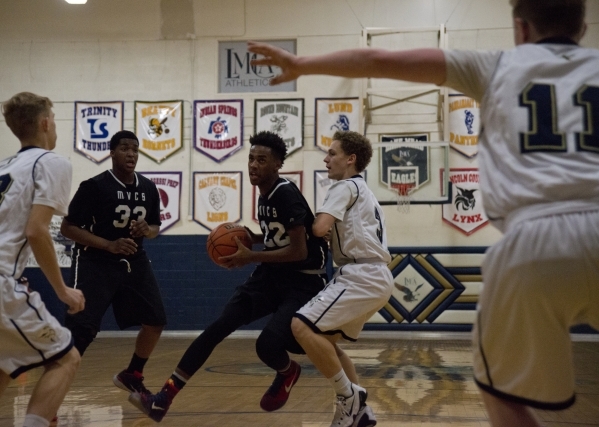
[68,249,167,330]
[228,265,327,354]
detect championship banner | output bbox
[194,100,243,162]
[380,134,430,197]
[74,101,123,164]
[135,101,183,164]
[193,172,242,231]
[448,93,480,158]
[252,171,302,222]
[254,99,304,157]
[314,170,366,210]
[27,216,73,268]
[441,168,489,235]
[315,98,360,152]
[138,172,182,234]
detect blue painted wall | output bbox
[25,236,597,334]
[26,235,263,331]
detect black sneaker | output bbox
[113,370,149,395]
[129,389,171,422]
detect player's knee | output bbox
[47,347,81,375]
[290,317,307,340]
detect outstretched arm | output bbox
[248,42,447,86]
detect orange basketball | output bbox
[207,222,253,266]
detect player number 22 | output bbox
[113,205,147,228]
[0,174,13,206]
[519,83,599,153]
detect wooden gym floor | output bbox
[1,333,598,426]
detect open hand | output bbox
[248,41,300,85]
[219,237,255,269]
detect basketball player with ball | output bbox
[130,131,328,422]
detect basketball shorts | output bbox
[0,275,74,378]
[66,250,167,331]
[296,262,393,341]
[473,209,599,409]
[229,265,327,354]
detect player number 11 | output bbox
[519,83,599,153]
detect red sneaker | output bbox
[260,360,301,411]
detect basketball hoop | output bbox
[392,183,415,214]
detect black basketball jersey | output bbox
[65,170,161,258]
[258,177,327,271]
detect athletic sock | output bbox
[126,353,148,374]
[23,414,50,427]
[165,371,187,394]
[278,360,292,374]
[328,369,353,398]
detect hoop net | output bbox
[392,183,415,214]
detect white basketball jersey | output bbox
[317,176,391,266]
[0,147,72,278]
[445,43,599,232]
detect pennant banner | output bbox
[441,168,489,235]
[315,97,360,152]
[254,99,304,157]
[314,170,366,211]
[314,170,335,211]
[74,101,123,164]
[448,93,480,158]
[194,100,243,162]
[135,101,183,163]
[138,172,182,233]
[193,172,242,231]
[252,172,302,222]
[380,134,430,196]
[28,216,73,268]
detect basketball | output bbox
[206,222,253,266]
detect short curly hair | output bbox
[249,131,287,163]
[2,92,53,140]
[333,131,372,173]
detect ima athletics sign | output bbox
[218,40,296,93]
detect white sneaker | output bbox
[330,383,367,427]
[352,405,377,427]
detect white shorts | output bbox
[0,275,73,378]
[473,210,599,409]
[296,263,393,341]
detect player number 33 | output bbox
[113,205,147,228]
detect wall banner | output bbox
[448,93,480,158]
[193,172,242,231]
[254,99,304,157]
[314,170,335,211]
[315,97,360,152]
[380,134,430,196]
[135,101,183,163]
[252,172,302,222]
[74,101,123,164]
[314,170,366,211]
[27,216,73,268]
[218,40,296,93]
[194,100,243,162]
[139,172,182,234]
[441,168,489,236]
